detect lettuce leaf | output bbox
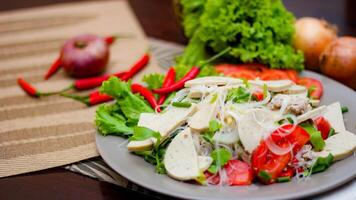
[100,77,154,124]
[178,0,304,70]
[95,104,133,136]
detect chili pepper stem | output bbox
[60,93,89,105]
[38,84,74,97]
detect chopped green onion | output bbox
[210,93,218,104]
[242,78,251,88]
[301,123,325,151]
[276,176,291,183]
[328,128,336,137]
[172,102,192,108]
[262,84,268,98]
[258,170,272,182]
[341,106,349,113]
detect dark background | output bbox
[0,0,355,199]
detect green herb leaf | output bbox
[226,87,251,103]
[130,126,161,141]
[328,128,336,138]
[209,120,221,132]
[341,106,349,114]
[311,153,334,174]
[208,148,232,174]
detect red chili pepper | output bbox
[153,67,200,95]
[44,57,62,80]
[157,68,176,105]
[88,91,113,105]
[60,91,113,106]
[73,71,127,90]
[17,78,39,97]
[104,36,118,45]
[120,54,150,81]
[131,83,161,112]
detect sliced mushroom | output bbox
[238,108,277,153]
[188,93,219,131]
[127,105,197,151]
[297,105,327,123]
[323,102,346,133]
[164,128,200,181]
[251,80,293,92]
[198,156,213,172]
[316,130,356,161]
[185,76,243,87]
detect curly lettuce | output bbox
[178,0,304,70]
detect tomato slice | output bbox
[204,160,254,186]
[297,77,323,99]
[285,70,299,83]
[225,160,254,186]
[253,91,264,101]
[228,71,257,80]
[251,142,291,184]
[279,167,294,178]
[314,117,331,140]
[260,69,290,81]
[252,124,310,184]
[270,124,310,153]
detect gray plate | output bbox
[96,71,356,200]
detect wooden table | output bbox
[0,0,355,199]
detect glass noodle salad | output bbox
[96,76,356,186]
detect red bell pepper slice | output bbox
[314,116,331,140]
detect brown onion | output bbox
[320,37,356,89]
[293,17,337,70]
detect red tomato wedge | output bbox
[228,71,257,80]
[297,77,323,99]
[253,91,264,101]
[252,125,310,184]
[251,142,291,184]
[285,70,299,83]
[270,124,311,153]
[225,160,254,186]
[279,167,295,178]
[205,160,254,186]
[314,116,331,140]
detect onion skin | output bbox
[60,34,109,78]
[320,37,356,89]
[293,17,337,71]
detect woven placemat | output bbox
[0,0,162,178]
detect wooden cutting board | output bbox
[0,0,162,178]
